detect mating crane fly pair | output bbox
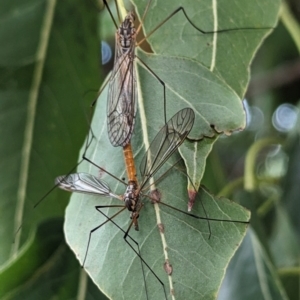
[54,1,254,299]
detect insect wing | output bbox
[107,37,137,147]
[56,173,118,198]
[140,108,195,186]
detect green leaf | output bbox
[64,92,250,299]
[218,229,289,300]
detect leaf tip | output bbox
[187,189,197,211]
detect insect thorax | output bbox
[118,12,136,50]
[123,180,139,212]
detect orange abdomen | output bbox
[123,143,137,183]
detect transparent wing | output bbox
[107,36,137,147]
[140,108,195,187]
[55,173,120,199]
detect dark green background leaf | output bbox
[0,219,106,300]
[0,0,105,298]
[218,229,289,300]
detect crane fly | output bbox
[57,108,195,299]
[56,108,250,299]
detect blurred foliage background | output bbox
[0,0,299,299]
[209,1,300,299]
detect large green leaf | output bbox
[64,91,250,299]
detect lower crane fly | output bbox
[57,108,195,233]
[56,108,250,300]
